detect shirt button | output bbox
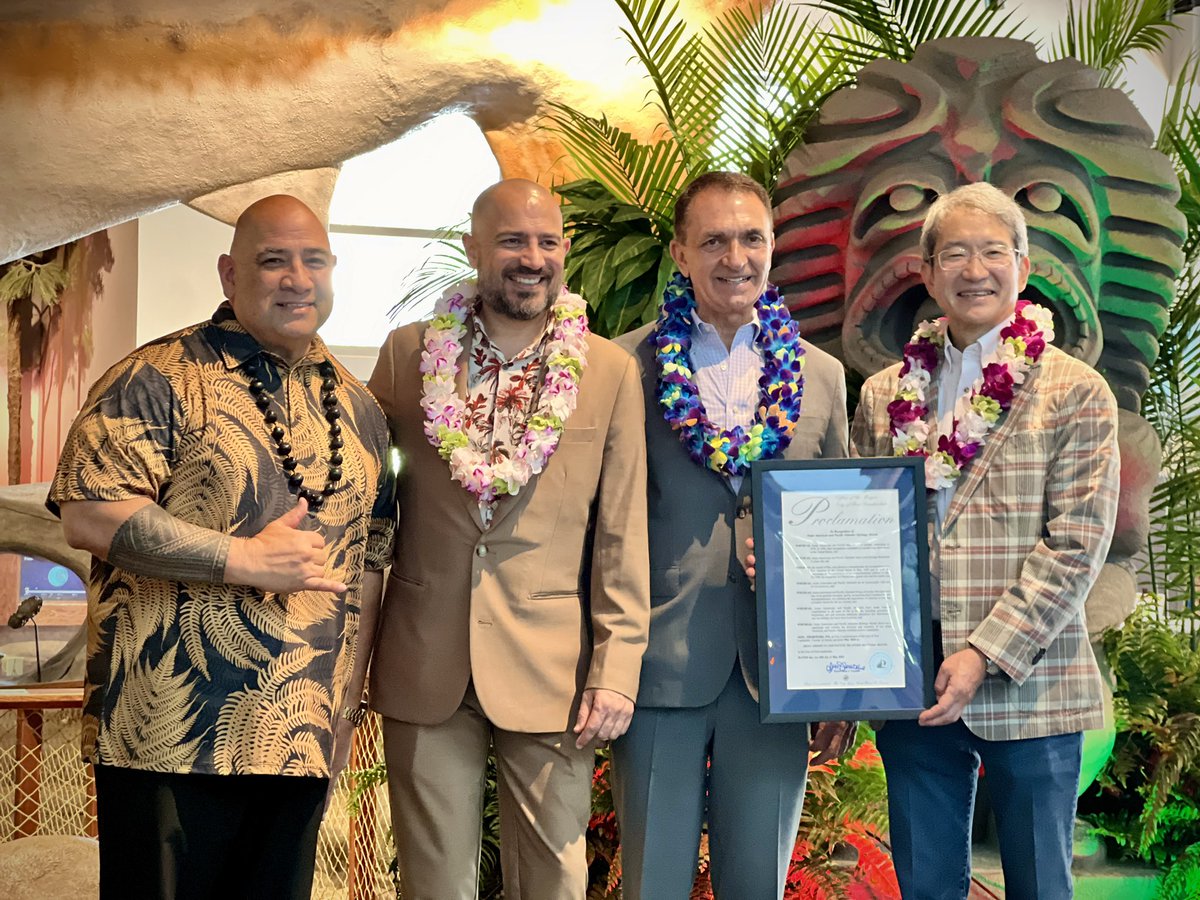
[476,545,488,557]
[720,364,728,371]
[736,508,748,519]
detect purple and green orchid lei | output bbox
[889,298,1054,490]
[651,272,806,477]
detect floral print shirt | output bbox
[465,310,555,524]
[47,305,395,777]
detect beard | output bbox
[476,263,560,322]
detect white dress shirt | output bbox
[930,319,1007,617]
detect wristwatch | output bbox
[970,645,1002,678]
[342,698,370,727]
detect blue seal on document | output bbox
[869,651,894,676]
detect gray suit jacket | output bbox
[617,322,848,708]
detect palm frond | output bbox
[386,238,471,322]
[544,103,688,231]
[0,257,71,311]
[546,1,865,333]
[1050,0,1179,89]
[1142,70,1200,615]
[809,0,907,63]
[811,0,1030,67]
[1157,50,1200,159]
[612,0,710,171]
[697,4,852,190]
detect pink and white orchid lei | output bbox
[888,300,1055,491]
[420,279,589,504]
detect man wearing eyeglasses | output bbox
[849,183,1120,898]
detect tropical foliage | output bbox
[1079,602,1200,865]
[342,758,403,896]
[812,0,1029,67]
[1051,0,1181,89]
[1156,841,1200,899]
[1142,70,1200,621]
[783,733,897,897]
[0,246,73,480]
[546,0,856,336]
[386,225,469,322]
[0,254,71,313]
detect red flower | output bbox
[886,398,925,427]
[903,339,940,373]
[980,362,1015,407]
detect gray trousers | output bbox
[612,668,811,899]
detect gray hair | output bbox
[920,182,1029,259]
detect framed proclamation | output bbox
[751,457,934,722]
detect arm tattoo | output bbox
[108,504,232,584]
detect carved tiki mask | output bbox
[772,37,1186,410]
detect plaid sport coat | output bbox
[851,344,1120,741]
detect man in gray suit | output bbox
[613,172,855,899]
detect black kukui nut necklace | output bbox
[248,360,344,513]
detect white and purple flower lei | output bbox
[888,299,1054,491]
[420,279,589,503]
[652,272,805,477]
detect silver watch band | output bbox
[342,699,369,727]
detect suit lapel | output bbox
[485,478,521,532]
[923,372,940,459]
[940,364,1042,535]
[877,369,939,459]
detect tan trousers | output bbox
[381,685,593,900]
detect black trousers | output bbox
[94,765,328,900]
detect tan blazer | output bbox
[367,322,650,733]
[851,345,1119,740]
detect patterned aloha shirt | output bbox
[465,309,554,524]
[47,304,395,777]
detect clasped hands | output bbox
[573,688,634,749]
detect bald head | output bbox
[229,195,329,257]
[217,194,336,364]
[464,178,569,324]
[470,178,562,231]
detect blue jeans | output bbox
[876,718,1082,900]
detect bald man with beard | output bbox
[49,195,395,900]
[366,179,650,899]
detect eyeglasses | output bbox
[929,246,1021,271]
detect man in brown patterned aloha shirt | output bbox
[47,195,395,900]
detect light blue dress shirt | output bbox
[690,311,762,495]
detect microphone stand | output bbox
[32,618,41,682]
[6,594,45,682]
